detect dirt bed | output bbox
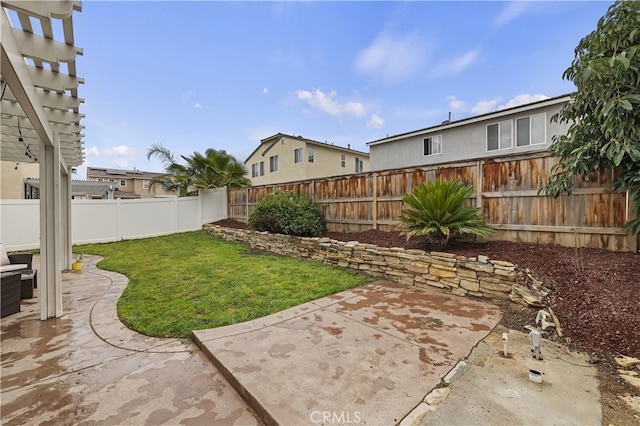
[212,219,640,424]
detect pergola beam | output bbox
[11,28,83,63]
[2,86,84,109]
[2,0,81,20]
[1,10,54,147]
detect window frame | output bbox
[120,179,126,187]
[269,155,279,172]
[308,147,314,163]
[423,134,442,156]
[294,148,303,164]
[486,120,513,151]
[355,157,363,173]
[341,154,346,168]
[516,113,546,147]
[143,179,150,189]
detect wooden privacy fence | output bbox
[228,152,638,252]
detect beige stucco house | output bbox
[86,167,176,198]
[0,160,39,199]
[245,133,370,186]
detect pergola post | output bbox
[62,166,72,271]
[39,134,63,319]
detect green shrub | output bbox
[397,180,495,246]
[249,191,326,237]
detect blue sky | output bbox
[73,1,614,178]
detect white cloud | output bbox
[446,95,467,112]
[263,88,269,94]
[471,99,499,115]
[86,146,100,156]
[470,93,550,116]
[367,114,385,129]
[194,102,204,109]
[182,90,196,102]
[354,33,427,82]
[434,50,479,76]
[494,1,532,28]
[498,93,549,110]
[109,145,132,155]
[100,145,136,169]
[295,89,365,118]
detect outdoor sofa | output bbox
[1,244,35,317]
[0,243,33,273]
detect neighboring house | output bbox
[367,94,572,171]
[0,161,39,199]
[86,167,176,198]
[24,178,118,200]
[0,161,147,200]
[245,133,370,186]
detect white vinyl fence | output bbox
[0,188,227,251]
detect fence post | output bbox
[173,196,179,232]
[197,190,203,226]
[245,187,249,222]
[116,197,122,240]
[477,159,483,208]
[372,172,378,230]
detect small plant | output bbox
[397,180,495,247]
[249,190,326,237]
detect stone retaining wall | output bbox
[203,224,523,302]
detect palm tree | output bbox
[183,149,251,190]
[146,143,194,196]
[397,180,495,246]
[146,143,250,196]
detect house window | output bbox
[270,155,279,172]
[260,161,264,176]
[143,179,150,189]
[294,148,303,163]
[423,135,442,156]
[355,157,364,173]
[487,120,512,151]
[120,179,126,187]
[308,147,314,163]
[252,163,259,178]
[109,179,116,183]
[341,154,346,168]
[516,113,546,147]
[96,178,103,182]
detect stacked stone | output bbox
[203,224,517,302]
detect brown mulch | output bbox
[212,219,640,424]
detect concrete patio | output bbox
[0,255,259,426]
[1,254,602,425]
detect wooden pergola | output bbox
[1,0,84,319]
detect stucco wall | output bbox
[369,101,570,172]
[0,161,39,199]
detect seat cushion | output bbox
[0,264,29,273]
[0,244,10,266]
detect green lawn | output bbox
[76,231,373,338]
